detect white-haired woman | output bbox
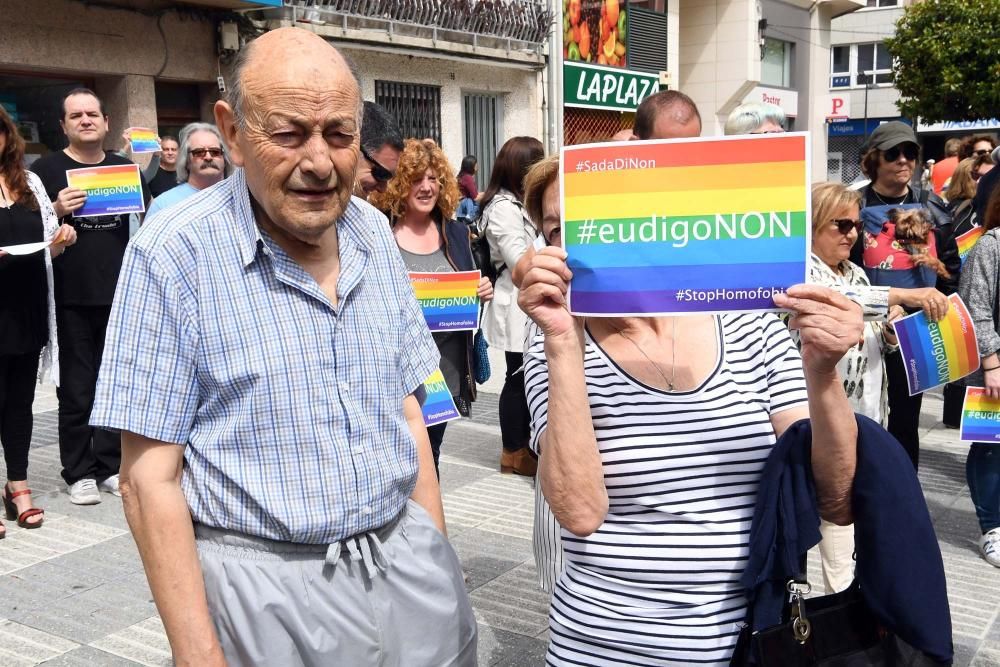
[724,101,786,135]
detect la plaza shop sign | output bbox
[564,61,660,112]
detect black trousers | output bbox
[56,305,120,485]
[885,349,921,470]
[499,352,530,452]
[428,422,447,479]
[0,351,41,481]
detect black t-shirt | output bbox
[30,150,150,306]
[148,167,179,198]
[0,201,49,353]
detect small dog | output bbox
[889,208,951,279]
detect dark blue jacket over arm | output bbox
[740,415,952,664]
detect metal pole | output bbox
[862,71,870,141]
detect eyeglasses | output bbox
[189,147,224,159]
[883,144,919,162]
[974,149,991,157]
[831,218,862,235]
[360,146,395,183]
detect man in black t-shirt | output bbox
[30,88,150,506]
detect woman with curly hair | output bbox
[371,139,493,474]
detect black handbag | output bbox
[732,579,908,667]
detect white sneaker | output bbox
[98,474,122,497]
[68,478,101,505]
[980,528,1000,568]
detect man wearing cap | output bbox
[850,121,959,471]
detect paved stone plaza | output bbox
[1,386,999,666]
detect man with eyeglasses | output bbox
[145,123,229,219]
[850,121,959,472]
[353,101,403,198]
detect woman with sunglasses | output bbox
[852,122,959,471]
[796,183,905,593]
[370,139,493,475]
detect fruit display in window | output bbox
[565,0,627,68]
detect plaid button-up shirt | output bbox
[91,168,439,544]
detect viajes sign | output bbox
[563,61,659,112]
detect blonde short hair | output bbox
[522,155,560,230]
[811,182,861,235]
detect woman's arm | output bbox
[519,247,607,536]
[775,285,864,525]
[484,198,533,270]
[960,238,1000,398]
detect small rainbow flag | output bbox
[892,293,980,396]
[129,128,160,154]
[956,226,984,266]
[960,388,1000,443]
[410,270,481,332]
[66,164,145,218]
[421,369,460,427]
[562,134,810,315]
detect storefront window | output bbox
[0,71,92,165]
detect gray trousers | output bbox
[195,500,478,666]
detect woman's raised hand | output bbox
[776,284,864,376]
[517,246,578,338]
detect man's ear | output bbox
[214,100,244,167]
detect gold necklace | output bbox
[611,318,677,391]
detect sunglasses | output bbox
[360,146,395,183]
[883,144,919,162]
[190,147,224,159]
[974,149,991,157]
[831,218,862,235]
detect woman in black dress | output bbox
[0,107,76,537]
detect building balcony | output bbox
[246,0,553,66]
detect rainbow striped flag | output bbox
[956,226,984,266]
[562,134,810,315]
[410,271,481,332]
[421,369,460,427]
[960,387,1000,443]
[892,293,980,396]
[128,128,160,154]
[66,164,145,217]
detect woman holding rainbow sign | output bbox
[372,138,493,475]
[958,185,1000,569]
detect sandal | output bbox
[3,484,44,529]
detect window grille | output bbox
[463,93,504,192]
[375,81,442,145]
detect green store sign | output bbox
[564,61,659,112]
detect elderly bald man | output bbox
[91,28,476,666]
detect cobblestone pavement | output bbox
[1,386,998,665]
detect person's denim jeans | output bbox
[967,444,1000,533]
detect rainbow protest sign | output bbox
[66,164,145,217]
[561,134,810,316]
[892,293,980,396]
[421,369,460,427]
[128,128,160,154]
[410,271,481,332]
[960,387,1000,443]
[956,226,984,266]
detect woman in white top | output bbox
[518,243,863,665]
[479,136,544,475]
